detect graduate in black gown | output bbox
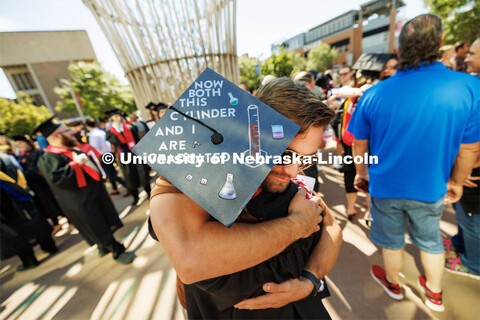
[105,109,151,205]
[12,135,64,234]
[34,117,136,264]
[0,153,58,271]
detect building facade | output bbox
[271,0,404,67]
[0,30,96,116]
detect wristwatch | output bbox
[301,270,324,297]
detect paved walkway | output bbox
[1,158,479,319]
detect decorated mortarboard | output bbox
[133,68,300,226]
[33,116,61,138]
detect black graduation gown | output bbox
[150,182,330,319]
[0,154,53,259]
[37,151,123,246]
[106,124,150,191]
[16,150,65,223]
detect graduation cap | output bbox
[134,68,300,226]
[11,134,36,148]
[145,102,157,110]
[105,109,126,118]
[33,116,61,138]
[146,102,169,112]
[11,135,29,142]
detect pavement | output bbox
[1,151,479,320]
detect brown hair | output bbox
[292,71,314,84]
[255,77,334,133]
[397,14,443,70]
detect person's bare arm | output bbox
[150,188,323,284]
[446,141,480,204]
[234,200,343,310]
[352,138,369,184]
[304,202,342,279]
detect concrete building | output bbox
[271,0,405,67]
[0,30,96,116]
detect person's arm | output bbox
[37,152,87,190]
[352,138,369,185]
[234,200,343,310]
[150,188,323,284]
[446,141,480,204]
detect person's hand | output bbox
[234,277,313,310]
[354,173,368,186]
[445,182,463,204]
[327,95,342,110]
[288,188,323,238]
[463,175,480,188]
[73,153,88,165]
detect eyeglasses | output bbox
[277,149,318,170]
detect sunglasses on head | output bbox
[277,149,318,170]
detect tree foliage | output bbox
[239,55,261,91]
[306,42,337,72]
[288,51,307,73]
[54,62,136,119]
[0,92,52,136]
[261,47,294,78]
[427,0,480,44]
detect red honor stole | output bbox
[110,124,136,150]
[46,145,100,188]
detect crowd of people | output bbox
[0,107,167,269]
[1,12,479,319]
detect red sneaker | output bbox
[370,265,404,300]
[417,275,444,312]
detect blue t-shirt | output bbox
[347,62,480,202]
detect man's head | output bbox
[466,38,480,73]
[129,114,138,122]
[47,125,78,148]
[397,14,443,70]
[380,57,399,80]
[85,119,96,130]
[110,114,123,124]
[0,132,8,145]
[455,41,470,58]
[238,82,249,92]
[338,66,354,86]
[12,135,35,153]
[255,77,334,192]
[293,71,315,90]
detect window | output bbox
[12,72,35,90]
[31,94,45,107]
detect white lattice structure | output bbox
[83,0,239,114]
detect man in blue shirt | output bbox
[348,14,480,312]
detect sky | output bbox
[0,0,428,99]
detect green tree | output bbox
[288,51,307,73]
[426,0,480,44]
[261,47,294,78]
[54,61,136,118]
[238,55,261,91]
[0,92,52,136]
[306,42,337,72]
